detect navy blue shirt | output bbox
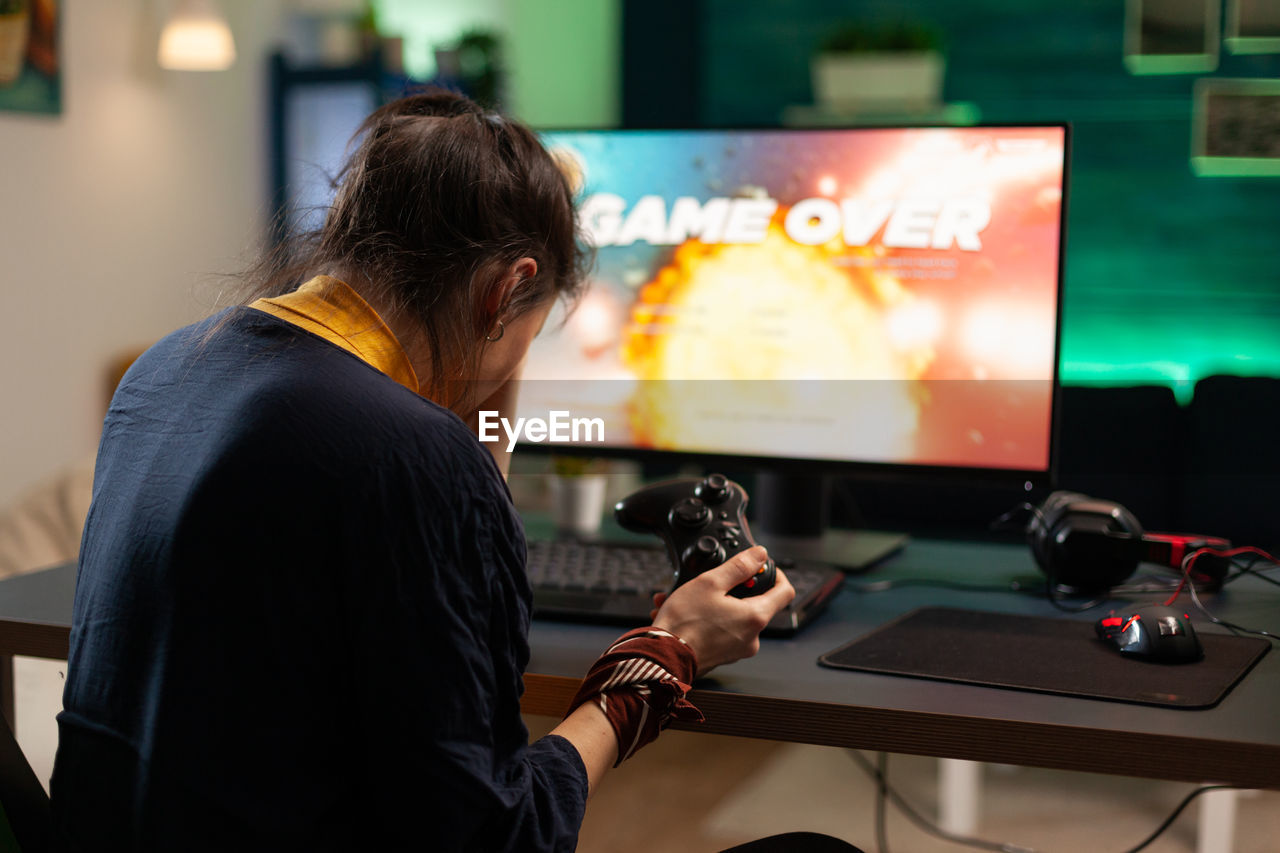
[52,309,588,851]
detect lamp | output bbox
[158,0,237,71]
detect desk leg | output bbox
[938,758,982,835]
[1,654,13,732]
[1196,788,1238,853]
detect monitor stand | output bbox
[751,472,907,573]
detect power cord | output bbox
[875,752,890,853]
[847,751,1249,853]
[850,578,1034,595]
[1163,546,1280,643]
[1221,554,1280,589]
[1186,580,1280,643]
[846,751,1038,853]
[1119,785,1239,853]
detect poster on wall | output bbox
[0,0,59,115]
[1124,0,1221,74]
[1226,0,1280,54]
[1192,78,1280,175]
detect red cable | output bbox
[1162,546,1280,607]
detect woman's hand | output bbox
[650,546,795,677]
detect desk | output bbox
[2,540,1279,789]
[0,564,74,727]
[522,538,1280,790]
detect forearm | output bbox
[546,702,618,796]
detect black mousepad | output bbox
[818,606,1270,708]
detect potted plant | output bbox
[0,0,28,87]
[548,455,609,538]
[454,28,503,108]
[811,20,946,114]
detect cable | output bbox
[875,752,890,853]
[1221,553,1280,589]
[1186,579,1280,643]
[856,572,1213,599]
[1162,546,1280,607]
[847,752,1252,853]
[1153,546,1280,642]
[846,751,1038,853]
[989,501,1046,534]
[1045,582,1107,613]
[1120,785,1238,853]
[851,578,1034,595]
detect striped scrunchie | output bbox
[567,627,705,765]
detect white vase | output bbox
[548,474,608,538]
[811,50,945,112]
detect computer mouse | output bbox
[1095,605,1204,663]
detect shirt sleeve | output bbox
[350,425,589,852]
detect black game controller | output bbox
[614,473,777,598]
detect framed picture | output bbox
[1225,0,1280,54]
[0,0,60,115]
[1192,78,1280,176]
[1124,0,1220,74]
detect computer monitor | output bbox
[517,126,1068,550]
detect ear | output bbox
[485,257,539,317]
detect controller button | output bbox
[756,566,766,575]
[719,511,729,519]
[672,497,710,528]
[695,474,730,504]
[744,578,756,589]
[684,535,726,572]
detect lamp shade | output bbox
[158,0,237,71]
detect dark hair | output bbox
[241,89,590,409]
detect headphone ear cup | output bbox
[1029,492,1145,591]
[1026,491,1089,574]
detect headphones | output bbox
[1026,491,1231,593]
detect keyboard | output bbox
[526,539,846,636]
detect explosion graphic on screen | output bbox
[619,220,934,458]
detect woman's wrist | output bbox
[567,627,703,765]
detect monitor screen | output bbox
[517,126,1068,481]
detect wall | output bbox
[698,0,1280,398]
[375,0,622,128]
[0,1,284,508]
[375,0,507,80]
[506,0,621,128]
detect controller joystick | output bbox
[695,473,730,504]
[684,535,727,573]
[614,474,777,599]
[673,497,711,528]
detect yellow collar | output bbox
[250,276,420,394]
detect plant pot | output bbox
[548,474,609,538]
[0,9,30,86]
[811,50,945,113]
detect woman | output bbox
[51,91,858,852]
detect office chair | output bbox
[0,715,50,853]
